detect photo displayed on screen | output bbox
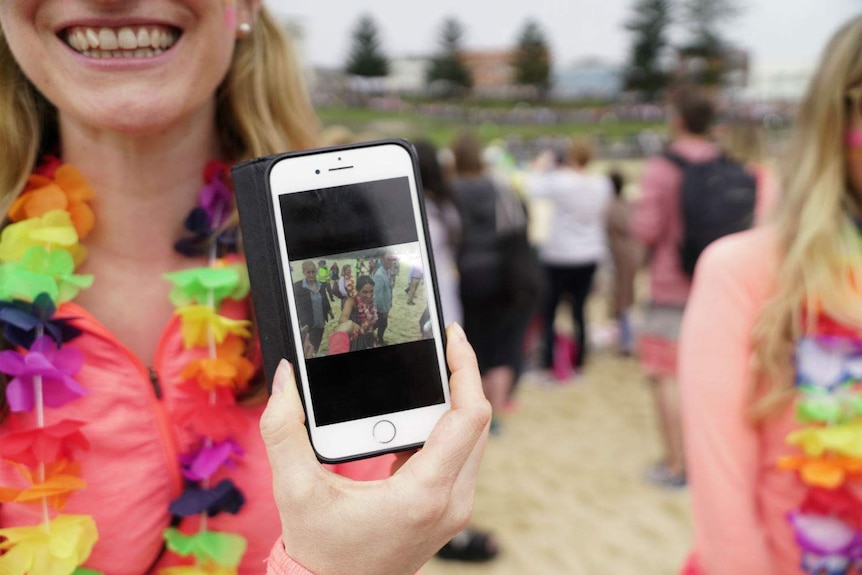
[277,175,446,426]
[288,243,432,359]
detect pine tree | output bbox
[426,18,472,97]
[624,0,672,100]
[679,0,742,85]
[512,20,552,99]
[345,14,389,77]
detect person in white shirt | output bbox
[526,138,613,375]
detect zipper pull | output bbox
[148,367,163,400]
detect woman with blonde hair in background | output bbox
[679,15,862,574]
[0,2,490,574]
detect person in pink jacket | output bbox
[0,2,491,574]
[631,86,722,489]
[678,16,862,575]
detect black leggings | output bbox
[542,262,598,369]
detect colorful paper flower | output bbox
[800,487,862,531]
[799,553,854,575]
[0,210,86,266]
[0,335,86,412]
[180,336,254,392]
[787,421,862,458]
[199,161,235,228]
[159,565,238,575]
[9,163,96,238]
[789,511,859,557]
[797,389,862,424]
[0,514,98,575]
[163,527,247,567]
[778,454,862,488]
[0,246,93,304]
[0,292,83,349]
[164,264,248,308]
[179,439,244,482]
[795,337,862,391]
[174,208,239,258]
[812,313,862,340]
[0,419,89,469]
[175,305,251,348]
[168,479,245,517]
[0,459,86,510]
[172,387,249,442]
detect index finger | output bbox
[260,360,322,489]
[396,324,491,487]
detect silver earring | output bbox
[238,22,252,37]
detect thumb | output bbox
[260,360,318,482]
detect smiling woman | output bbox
[0,1,490,575]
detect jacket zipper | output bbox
[148,367,163,400]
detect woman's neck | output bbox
[57,108,222,266]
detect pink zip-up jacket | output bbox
[679,226,811,574]
[0,296,392,575]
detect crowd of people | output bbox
[1,2,861,574]
[292,253,422,357]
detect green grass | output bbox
[317,106,666,148]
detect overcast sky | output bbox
[265,1,859,72]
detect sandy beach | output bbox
[422,322,693,575]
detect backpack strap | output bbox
[662,150,689,169]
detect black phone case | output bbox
[231,138,449,463]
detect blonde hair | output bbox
[721,121,764,166]
[0,8,319,209]
[749,16,862,421]
[0,8,320,414]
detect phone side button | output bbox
[372,420,397,444]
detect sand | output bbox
[421,334,693,575]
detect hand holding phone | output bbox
[260,324,491,575]
[234,140,451,463]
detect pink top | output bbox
[267,540,314,574]
[678,226,805,574]
[0,297,393,574]
[631,141,778,306]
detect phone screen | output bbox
[277,176,446,426]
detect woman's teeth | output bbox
[65,26,178,58]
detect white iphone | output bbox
[242,140,451,463]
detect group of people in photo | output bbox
[292,252,427,358]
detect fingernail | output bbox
[273,359,292,394]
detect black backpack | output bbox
[665,151,757,276]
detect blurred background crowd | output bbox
[265,2,859,573]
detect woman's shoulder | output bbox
[695,226,779,293]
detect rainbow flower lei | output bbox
[0,157,254,574]
[779,313,862,574]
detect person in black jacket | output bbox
[294,260,333,358]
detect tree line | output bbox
[344,0,741,102]
[345,15,552,99]
[625,0,742,99]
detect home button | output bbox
[372,420,397,444]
